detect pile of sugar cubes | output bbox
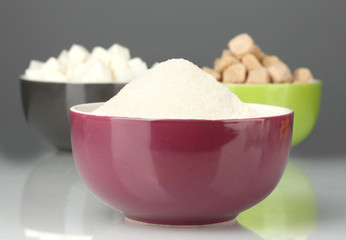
[203,33,313,84]
[23,44,148,83]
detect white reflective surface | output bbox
[1,151,345,240]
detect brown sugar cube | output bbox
[252,45,265,60]
[228,33,255,58]
[214,54,239,73]
[202,66,222,82]
[293,68,313,83]
[246,68,270,84]
[221,49,240,59]
[222,63,246,83]
[241,53,262,71]
[214,58,228,73]
[267,62,293,83]
[262,55,281,67]
[221,49,233,58]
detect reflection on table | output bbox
[237,161,317,239]
[21,151,118,240]
[20,152,317,240]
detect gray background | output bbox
[0,0,345,159]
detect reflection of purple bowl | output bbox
[70,103,293,226]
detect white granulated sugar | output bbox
[92,58,258,120]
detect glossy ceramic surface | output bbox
[20,78,125,151]
[70,103,293,226]
[224,81,321,146]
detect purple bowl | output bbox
[70,103,293,226]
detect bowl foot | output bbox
[124,215,237,227]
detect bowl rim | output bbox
[70,102,294,123]
[223,79,321,87]
[20,76,128,85]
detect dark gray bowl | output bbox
[20,78,125,151]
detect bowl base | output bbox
[124,215,237,227]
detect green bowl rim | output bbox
[223,79,321,87]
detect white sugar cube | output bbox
[88,61,113,82]
[57,50,69,72]
[42,57,61,71]
[112,66,135,83]
[24,68,44,80]
[43,70,68,82]
[89,46,113,66]
[110,54,128,71]
[108,43,130,61]
[128,57,148,77]
[65,62,78,80]
[28,60,43,70]
[72,59,112,83]
[68,44,89,64]
[72,62,88,80]
[58,50,69,63]
[151,62,159,69]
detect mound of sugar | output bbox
[92,59,258,120]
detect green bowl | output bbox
[224,80,321,146]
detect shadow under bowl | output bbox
[224,80,321,146]
[20,78,126,151]
[70,102,293,226]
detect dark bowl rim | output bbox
[20,76,128,85]
[223,79,321,87]
[70,102,294,123]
